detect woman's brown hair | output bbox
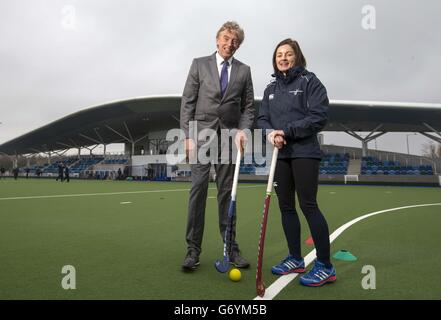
[272,38,307,74]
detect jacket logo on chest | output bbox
[269,94,274,100]
[289,89,303,96]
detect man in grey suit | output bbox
[180,21,255,271]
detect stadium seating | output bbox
[319,153,349,175]
[43,158,77,173]
[236,152,350,175]
[361,156,433,175]
[239,160,256,174]
[69,156,104,174]
[101,157,129,165]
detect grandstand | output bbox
[361,156,433,175]
[0,96,440,186]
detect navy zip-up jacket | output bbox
[257,66,329,159]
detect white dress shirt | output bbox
[216,52,233,81]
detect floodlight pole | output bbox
[406,133,417,154]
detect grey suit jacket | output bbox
[180,53,255,138]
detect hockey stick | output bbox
[214,148,242,273]
[256,146,279,297]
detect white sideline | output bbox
[0,185,263,201]
[254,202,441,300]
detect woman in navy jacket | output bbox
[257,38,336,287]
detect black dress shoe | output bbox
[182,251,200,271]
[229,251,250,269]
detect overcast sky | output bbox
[1,0,440,155]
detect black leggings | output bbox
[273,158,332,267]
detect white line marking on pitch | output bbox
[120,202,132,205]
[0,185,263,201]
[254,202,441,300]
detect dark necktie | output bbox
[220,60,229,98]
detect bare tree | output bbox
[422,142,441,159]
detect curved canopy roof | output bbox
[1,95,440,155]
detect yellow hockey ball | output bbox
[229,268,241,282]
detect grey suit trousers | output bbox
[185,160,239,256]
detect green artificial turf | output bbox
[0,179,440,299]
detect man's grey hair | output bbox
[216,21,245,45]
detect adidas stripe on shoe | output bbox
[271,255,306,275]
[300,260,336,287]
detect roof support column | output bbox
[57,140,80,159]
[340,124,386,157]
[106,122,133,156]
[79,130,106,156]
[13,154,18,168]
[106,122,149,157]
[87,144,99,156]
[52,149,68,157]
[94,128,107,156]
